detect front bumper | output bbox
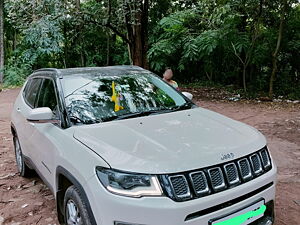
[84,165,276,225]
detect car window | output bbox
[24,78,42,108]
[64,73,188,125]
[23,79,32,96]
[37,79,58,112]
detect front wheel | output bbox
[64,185,92,225]
[13,135,32,177]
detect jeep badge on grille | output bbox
[221,153,235,161]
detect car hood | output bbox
[72,108,266,174]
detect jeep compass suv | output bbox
[11,66,276,225]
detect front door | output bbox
[30,78,61,189]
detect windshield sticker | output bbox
[111,81,124,112]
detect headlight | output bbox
[96,167,163,197]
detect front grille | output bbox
[159,147,272,202]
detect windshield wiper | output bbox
[100,103,194,123]
[101,109,170,122]
[69,115,99,125]
[169,102,194,111]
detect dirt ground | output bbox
[0,88,299,225]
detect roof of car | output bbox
[33,65,146,79]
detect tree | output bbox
[123,0,149,68]
[269,0,287,98]
[1,0,299,99]
[86,0,149,68]
[5,0,65,66]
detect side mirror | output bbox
[182,92,193,100]
[27,107,59,124]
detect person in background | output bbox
[163,68,179,90]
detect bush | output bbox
[3,60,32,86]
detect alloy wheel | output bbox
[66,199,82,225]
[14,137,23,173]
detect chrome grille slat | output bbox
[189,171,210,196]
[168,175,191,200]
[237,158,253,181]
[250,154,263,175]
[260,149,271,169]
[224,163,240,185]
[207,167,226,192]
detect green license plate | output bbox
[211,200,266,225]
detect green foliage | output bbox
[148,0,300,98]
[4,0,66,69]
[1,0,299,99]
[3,57,31,86]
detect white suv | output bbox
[11,66,276,225]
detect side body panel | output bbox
[11,83,41,167]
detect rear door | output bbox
[15,78,43,163]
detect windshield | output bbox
[63,72,190,125]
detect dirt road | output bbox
[0,88,299,225]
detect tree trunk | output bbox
[205,72,213,81]
[0,0,4,83]
[106,33,116,66]
[269,57,277,98]
[141,0,149,69]
[75,0,80,10]
[269,4,285,98]
[106,33,111,66]
[75,0,84,67]
[80,49,85,67]
[91,0,149,68]
[63,0,68,68]
[243,65,247,92]
[63,24,67,68]
[128,24,144,67]
[13,30,17,51]
[232,43,248,92]
[124,0,149,69]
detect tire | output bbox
[13,135,32,177]
[64,185,92,225]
